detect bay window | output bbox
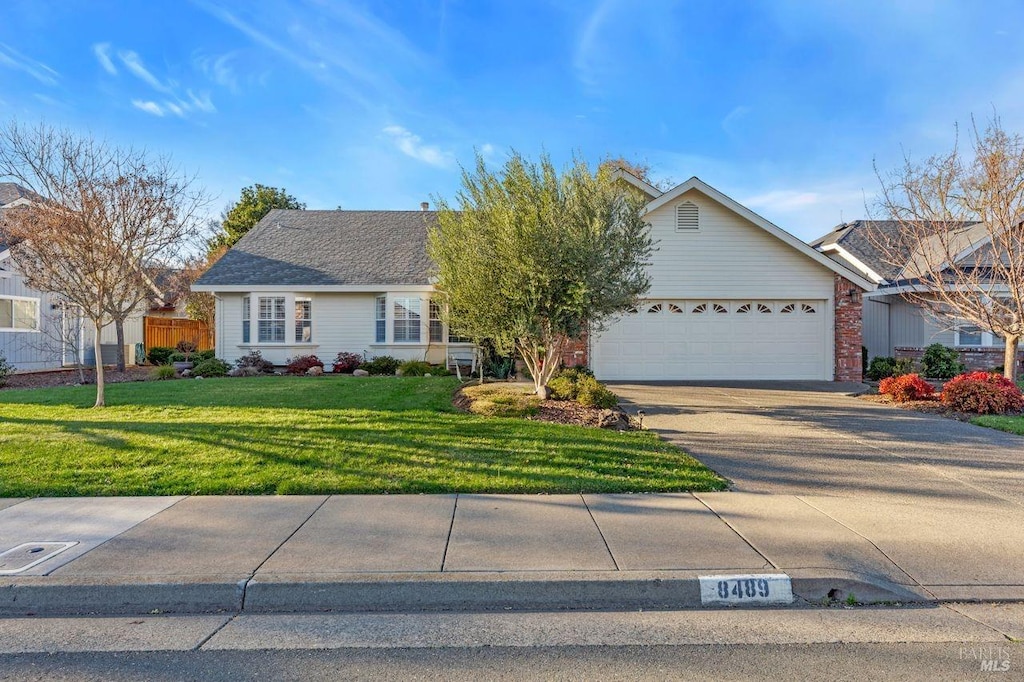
[429,300,444,343]
[258,296,286,343]
[393,297,421,342]
[242,296,250,343]
[295,298,312,343]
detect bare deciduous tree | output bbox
[0,121,209,406]
[869,117,1024,382]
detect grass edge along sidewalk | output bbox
[0,375,726,496]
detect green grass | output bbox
[0,376,726,496]
[971,414,1024,435]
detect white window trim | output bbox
[392,296,423,344]
[0,294,41,333]
[295,297,313,344]
[955,324,1000,347]
[375,294,387,344]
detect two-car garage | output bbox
[591,299,830,381]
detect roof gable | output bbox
[648,177,875,290]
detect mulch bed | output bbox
[454,383,636,429]
[858,393,1022,422]
[1,366,152,391]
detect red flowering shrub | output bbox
[941,372,1024,414]
[285,354,324,375]
[878,373,935,403]
[332,351,363,374]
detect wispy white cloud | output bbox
[572,0,618,91]
[721,105,752,135]
[92,43,117,75]
[101,45,215,119]
[0,42,59,86]
[383,125,454,168]
[132,100,165,117]
[193,51,239,92]
[118,50,175,94]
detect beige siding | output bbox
[643,190,835,300]
[216,291,452,367]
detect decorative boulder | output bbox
[596,408,631,431]
[306,366,324,377]
[353,369,370,377]
[180,369,192,377]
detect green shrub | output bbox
[547,366,595,400]
[429,364,452,377]
[0,352,13,387]
[359,355,401,375]
[576,376,619,409]
[921,343,965,379]
[151,365,177,380]
[147,347,175,365]
[398,360,432,376]
[195,349,216,362]
[192,358,230,377]
[168,352,188,363]
[867,356,919,380]
[547,376,578,401]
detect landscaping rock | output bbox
[180,369,192,378]
[353,369,370,377]
[596,408,631,431]
[306,366,324,377]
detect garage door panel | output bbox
[592,299,828,381]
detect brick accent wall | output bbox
[895,346,1024,376]
[561,330,589,368]
[834,274,864,382]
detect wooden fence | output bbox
[143,317,214,351]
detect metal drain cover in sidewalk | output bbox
[0,542,78,575]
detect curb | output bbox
[0,570,947,616]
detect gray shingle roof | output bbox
[0,182,36,206]
[195,209,437,287]
[810,220,977,281]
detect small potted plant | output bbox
[172,339,198,372]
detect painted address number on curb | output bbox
[699,574,793,605]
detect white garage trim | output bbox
[592,299,831,381]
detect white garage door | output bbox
[592,300,829,380]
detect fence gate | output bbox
[143,317,214,351]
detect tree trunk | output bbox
[92,319,106,408]
[114,318,126,372]
[1004,335,1020,383]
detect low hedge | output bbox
[941,372,1024,414]
[879,373,935,403]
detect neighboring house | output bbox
[812,220,1022,373]
[194,177,873,381]
[0,182,147,371]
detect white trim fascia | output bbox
[191,284,436,293]
[644,177,876,291]
[878,282,1011,296]
[819,243,886,284]
[611,168,663,199]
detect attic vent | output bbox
[676,202,699,231]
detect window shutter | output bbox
[676,202,699,231]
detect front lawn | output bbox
[0,376,726,496]
[971,415,1024,435]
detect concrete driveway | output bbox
[612,381,1024,506]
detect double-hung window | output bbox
[375,295,386,343]
[0,296,39,331]
[242,296,251,343]
[429,300,444,343]
[295,298,312,343]
[393,297,421,342]
[258,296,286,343]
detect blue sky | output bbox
[2,0,1024,241]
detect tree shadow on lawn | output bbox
[0,410,722,496]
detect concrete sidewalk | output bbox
[2,492,1022,616]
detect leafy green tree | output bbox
[209,184,304,252]
[429,151,654,396]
